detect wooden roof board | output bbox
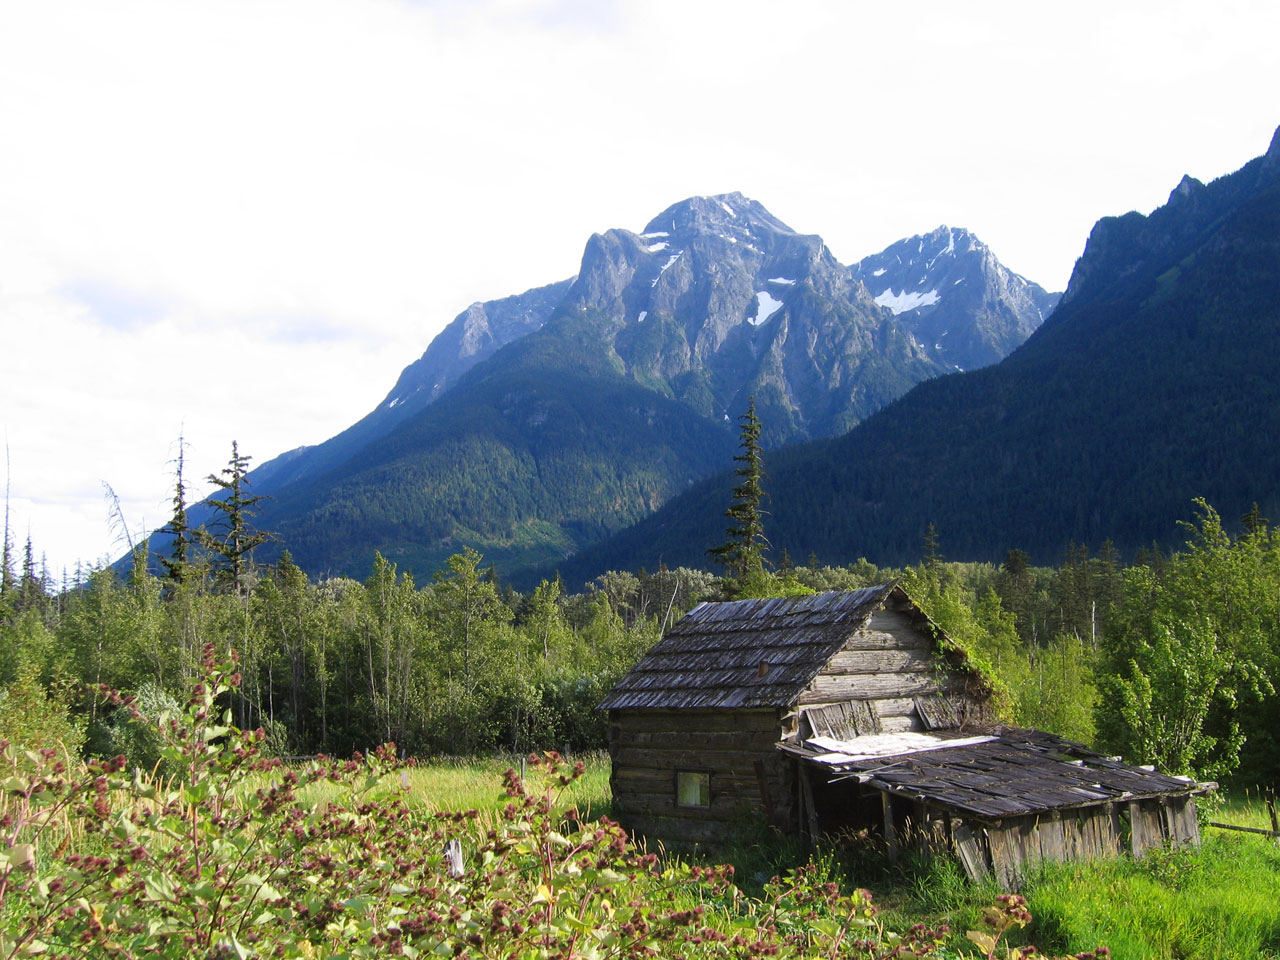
[600,585,901,710]
[800,728,1200,820]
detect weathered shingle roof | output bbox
[781,728,1203,819]
[599,585,897,710]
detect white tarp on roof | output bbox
[805,731,997,764]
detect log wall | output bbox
[608,707,791,844]
[797,608,989,731]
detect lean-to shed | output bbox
[600,585,1209,886]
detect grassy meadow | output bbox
[5,736,1278,959]
[370,756,1280,960]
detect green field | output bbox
[380,757,1280,960]
[7,731,1279,959]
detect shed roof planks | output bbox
[782,727,1205,820]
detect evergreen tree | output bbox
[708,396,769,582]
[922,523,943,578]
[1242,502,1269,536]
[17,536,45,614]
[198,441,270,596]
[1,445,15,609]
[158,435,192,586]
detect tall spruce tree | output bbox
[198,441,270,596]
[158,435,192,586]
[1,445,14,607]
[708,396,769,582]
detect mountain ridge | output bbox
[557,127,1280,584]
[146,194,1060,585]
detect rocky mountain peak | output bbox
[1261,123,1280,174]
[1168,174,1205,204]
[642,192,798,246]
[851,225,1059,371]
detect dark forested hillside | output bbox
[563,127,1280,581]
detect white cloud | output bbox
[1,0,1277,573]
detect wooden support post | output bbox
[882,791,899,866]
[753,759,775,822]
[1267,789,1278,841]
[798,766,819,842]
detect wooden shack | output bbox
[600,585,1209,887]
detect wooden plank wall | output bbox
[975,798,1201,889]
[1129,800,1164,859]
[1161,796,1202,848]
[982,806,1123,888]
[609,707,790,844]
[798,609,983,732]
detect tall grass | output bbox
[260,750,613,835]
[1025,831,1280,959]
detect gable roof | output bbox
[600,584,911,710]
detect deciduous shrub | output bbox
[0,646,1100,959]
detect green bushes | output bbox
[0,648,1097,959]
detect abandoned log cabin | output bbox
[599,584,1210,887]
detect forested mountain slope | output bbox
[146,195,1055,583]
[563,127,1280,582]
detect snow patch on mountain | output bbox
[752,291,785,326]
[875,288,941,314]
[652,252,682,286]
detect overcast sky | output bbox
[1,0,1277,578]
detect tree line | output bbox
[2,442,1278,793]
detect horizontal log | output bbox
[1206,821,1280,837]
[878,713,921,734]
[612,746,788,773]
[797,696,916,718]
[612,789,766,819]
[622,815,744,845]
[797,673,942,704]
[843,629,933,652]
[824,649,937,675]
[609,708,780,734]
[611,729,781,752]
[611,764,786,789]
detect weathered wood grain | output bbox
[797,672,942,704]
[952,819,990,879]
[824,649,938,675]
[609,708,779,734]
[1162,796,1201,848]
[915,695,959,730]
[611,729,780,752]
[1129,801,1163,858]
[613,746,785,771]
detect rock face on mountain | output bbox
[563,127,1280,580]
[548,192,955,445]
[384,279,574,412]
[250,279,573,494]
[168,194,1057,584]
[852,226,1060,372]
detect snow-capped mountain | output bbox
[852,226,1060,372]
[200,194,1060,584]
